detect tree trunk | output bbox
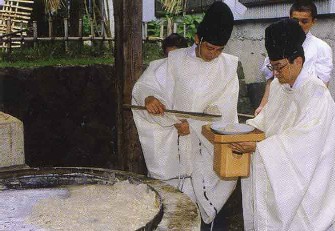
[113,0,145,174]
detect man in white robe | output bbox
[133,2,240,229]
[255,0,333,115]
[231,19,335,230]
[132,33,191,193]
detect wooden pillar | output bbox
[113,0,145,174]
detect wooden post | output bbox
[33,21,37,48]
[167,17,172,36]
[101,20,105,38]
[64,18,69,52]
[78,19,83,37]
[78,18,83,48]
[48,18,53,38]
[113,0,145,173]
[6,19,11,53]
[20,21,24,47]
[142,22,147,40]
[173,22,178,33]
[160,23,164,40]
[90,17,94,47]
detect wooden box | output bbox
[202,125,265,179]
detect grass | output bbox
[0,57,114,68]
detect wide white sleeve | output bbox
[255,89,334,228]
[132,60,167,106]
[132,60,179,127]
[315,41,333,83]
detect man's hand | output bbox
[174,119,190,136]
[229,142,256,154]
[145,96,166,115]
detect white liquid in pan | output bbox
[0,181,159,231]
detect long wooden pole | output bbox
[113,0,144,173]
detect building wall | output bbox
[225,16,335,99]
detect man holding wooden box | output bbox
[230,18,335,230]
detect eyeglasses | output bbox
[266,61,288,72]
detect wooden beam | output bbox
[113,0,145,174]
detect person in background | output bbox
[161,33,188,57]
[255,0,333,115]
[134,2,240,230]
[231,18,335,230]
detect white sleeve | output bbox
[132,59,179,127]
[315,42,333,83]
[261,57,274,80]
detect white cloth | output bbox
[242,67,335,230]
[166,46,240,223]
[262,32,333,83]
[133,45,240,223]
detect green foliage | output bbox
[0,41,114,67]
[82,15,91,36]
[147,20,162,37]
[143,42,164,65]
[146,13,204,43]
[179,14,204,42]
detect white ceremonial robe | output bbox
[166,46,240,223]
[132,58,181,180]
[262,32,333,83]
[242,67,335,230]
[132,58,197,200]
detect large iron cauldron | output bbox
[0,167,200,230]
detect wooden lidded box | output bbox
[202,125,265,179]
